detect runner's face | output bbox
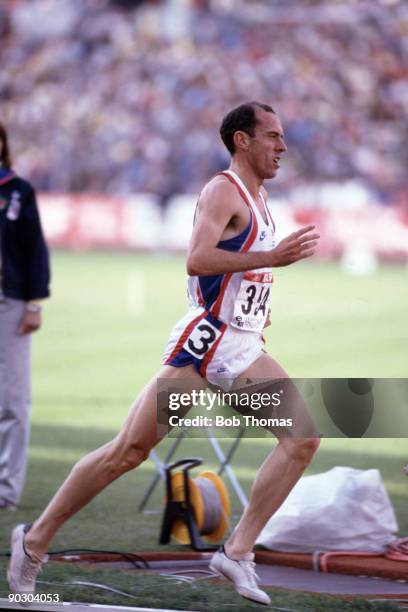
[248,110,287,179]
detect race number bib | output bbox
[231,271,273,332]
[183,319,222,358]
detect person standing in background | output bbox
[0,122,50,510]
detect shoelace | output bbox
[239,560,260,588]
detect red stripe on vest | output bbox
[196,281,205,306]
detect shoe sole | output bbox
[7,524,34,604]
[7,525,23,593]
[209,563,270,606]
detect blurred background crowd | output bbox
[1,0,407,205]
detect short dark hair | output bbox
[0,122,12,169]
[219,102,276,155]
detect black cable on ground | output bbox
[0,548,149,569]
[49,548,149,569]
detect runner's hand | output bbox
[270,225,320,267]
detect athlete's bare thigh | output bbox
[231,352,318,439]
[114,364,207,452]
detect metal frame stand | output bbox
[138,427,248,512]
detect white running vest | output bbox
[187,170,276,332]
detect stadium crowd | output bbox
[0,0,407,204]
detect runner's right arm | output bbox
[186,178,319,276]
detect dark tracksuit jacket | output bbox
[0,168,50,301]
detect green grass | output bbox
[3,564,403,612]
[0,252,407,611]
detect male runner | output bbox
[8,101,320,606]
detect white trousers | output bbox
[0,297,31,506]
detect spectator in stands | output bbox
[0,0,406,203]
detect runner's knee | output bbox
[123,442,151,471]
[102,439,151,475]
[280,437,320,465]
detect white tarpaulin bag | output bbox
[256,467,398,552]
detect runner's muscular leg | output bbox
[25,364,206,559]
[224,352,320,559]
